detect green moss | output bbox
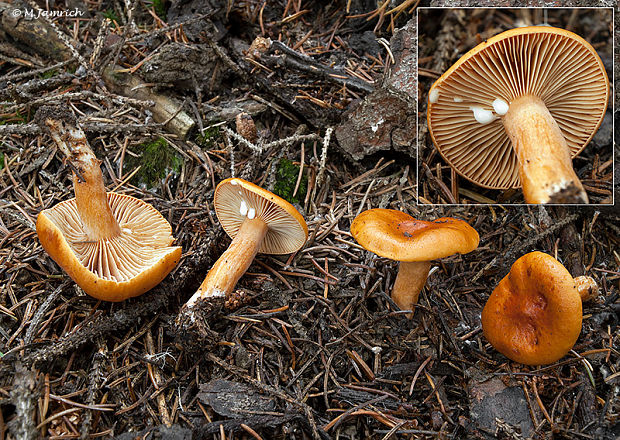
[151,0,167,20]
[40,69,57,79]
[273,158,307,205]
[0,152,4,170]
[102,9,120,23]
[195,125,221,149]
[124,137,181,189]
[0,111,27,125]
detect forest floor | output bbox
[0,1,618,439]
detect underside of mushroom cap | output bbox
[37,192,182,301]
[351,209,479,262]
[481,251,583,365]
[427,26,609,190]
[214,178,308,255]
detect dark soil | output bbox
[0,1,618,439]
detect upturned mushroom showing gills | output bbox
[427,26,609,204]
[351,209,479,317]
[35,109,182,302]
[481,251,588,365]
[180,178,308,320]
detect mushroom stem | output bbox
[392,261,431,318]
[45,118,121,241]
[574,275,598,302]
[72,158,121,241]
[186,216,269,306]
[503,95,588,204]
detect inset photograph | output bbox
[418,8,613,204]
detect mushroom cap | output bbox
[37,192,182,302]
[481,251,583,365]
[350,209,479,262]
[214,178,308,254]
[427,26,609,190]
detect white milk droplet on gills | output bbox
[247,208,256,220]
[230,180,238,185]
[429,89,439,104]
[470,106,496,125]
[239,200,248,216]
[492,98,509,115]
[453,97,463,103]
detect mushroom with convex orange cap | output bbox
[427,26,609,204]
[178,178,308,324]
[350,209,479,317]
[481,251,597,365]
[35,107,182,302]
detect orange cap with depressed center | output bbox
[350,209,479,262]
[481,251,582,365]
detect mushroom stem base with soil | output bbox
[503,95,588,204]
[392,260,431,317]
[184,216,268,310]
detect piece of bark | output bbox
[102,65,195,140]
[575,373,598,431]
[467,369,537,439]
[140,42,223,93]
[335,18,416,161]
[335,87,415,161]
[7,362,38,440]
[198,378,276,418]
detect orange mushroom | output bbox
[179,178,308,322]
[481,251,588,365]
[574,275,598,302]
[351,209,479,317]
[36,109,181,301]
[427,26,609,203]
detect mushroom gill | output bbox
[42,192,177,282]
[215,181,307,254]
[428,29,608,190]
